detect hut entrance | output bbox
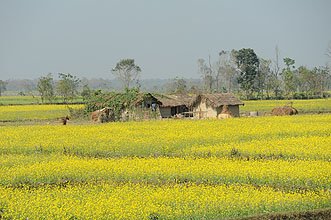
[171,107,177,116]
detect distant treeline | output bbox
[1,47,330,100]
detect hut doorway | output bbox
[171,107,177,116]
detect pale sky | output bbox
[1,0,330,80]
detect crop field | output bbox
[0,104,84,121]
[241,98,331,113]
[0,113,330,219]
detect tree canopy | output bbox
[235,48,260,99]
[56,73,80,103]
[37,73,55,103]
[112,59,141,89]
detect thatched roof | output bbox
[189,93,244,108]
[157,94,195,107]
[131,93,161,106]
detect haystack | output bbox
[218,105,234,119]
[90,107,113,123]
[271,106,298,116]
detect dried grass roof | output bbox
[189,93,244,108]
[131,93,161,106]
[157,94,195,107]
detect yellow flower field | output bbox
[0,104,83,121]
[0,154,330,189]
[1,182,330,220]
[0,113,331,219]
[1,115,330,159]
[241,98,331,112]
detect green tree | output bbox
[281,57,297,98]
[112,59,141,89]
[56,73,80,103]
[81,84,91,101]
[0,80,8,97]
[37,73,55,103]
[296,66,311,94]
[234,48,260,99]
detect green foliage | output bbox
[235,48,260,99]
[37,73,55,103]
[84,87,141,120]
[81,84,91,101]
[281,58,297,98]
[56,73,80,103]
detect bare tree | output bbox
[0,80,8,97]
[217,50,238,93]
[197,58,213,92]
[272,45,282,97]
[326,41,331,66]
[257,59,272,98]
[112,59,141,89]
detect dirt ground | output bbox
[0,118,93,127]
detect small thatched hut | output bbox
[188,93,244,119]
[157,94,195,118]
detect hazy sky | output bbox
[1,0,330,80]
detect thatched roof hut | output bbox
[189,94,244,108]
[131,93,162,107]
[156,94,195,118]
[189,93,244,118]
[157,94,193,107]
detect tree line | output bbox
[195,47,330,100]
[1,44,331,101]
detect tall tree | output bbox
[112,59,141,89]
[56,73,80,103]
[235,48,260,99]
[312,66,331,96]
[271,45,282,97]
[281,57,297,98]
[217,50,238,93]
[197,58,213,92]
[326,41,331,65]
[0,80,7,97]
[296,66,311,94]
[37,73,55,103]
[256,59,272,99]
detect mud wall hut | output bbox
[188,94,244,119]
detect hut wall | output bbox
[193,102,218,119]
[159,107,172,118]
